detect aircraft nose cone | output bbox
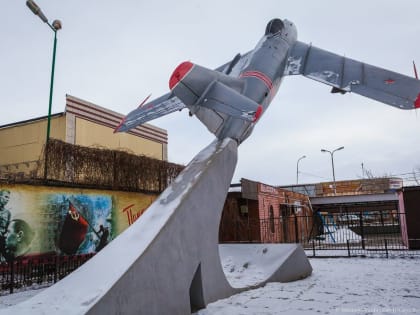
[169,61,194,90]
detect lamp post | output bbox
[26,0,62,143]
[296,155,306,185]
[321,146,344,195]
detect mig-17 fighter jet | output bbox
[114,18,420,143]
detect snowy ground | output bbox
[198,258,420,315]
[2,257,419,314]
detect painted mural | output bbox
[0,184,156,261]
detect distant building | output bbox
[281,178,409,249]
[0,95,168,177]
[281,177,403,197]
[219,178,313,243]
[220,177,415,246]
[282,177,403,215]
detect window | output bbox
[240,205,248,215]
[238,199,249,217]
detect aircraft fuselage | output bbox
[189,19,297,143]
[117,17,420,139]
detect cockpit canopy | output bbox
[265,18,284,36]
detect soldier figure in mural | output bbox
[95,224,109,252]
[3,219,35,261]
[0,190,12,261]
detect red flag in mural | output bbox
[58,201,88,255]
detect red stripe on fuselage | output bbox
[240,71,273,90]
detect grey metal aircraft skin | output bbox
[115,18,420,143]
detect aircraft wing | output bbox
[285,41,420,110]
[114,93,185,133]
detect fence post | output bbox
[294,215,299,243]
[359,212,365,250]
[9,258,15,294]
[380,211,385,227]
[312,239,316,257]
[384,239,389,258]
[54,255,58,283]
[247,217,251,242]
[347,239,351,257]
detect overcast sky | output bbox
[2,0,420,186]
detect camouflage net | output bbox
[37,139,184,192]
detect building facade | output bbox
[0,95,168,177]
[219,178,313,243]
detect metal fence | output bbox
[220,211,420,258]
[0,253,94,295]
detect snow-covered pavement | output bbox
[197,258,420,315]
[1,258,420,314]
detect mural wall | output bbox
[0,184,157,261]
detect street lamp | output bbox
[296,155,306,184]
[26,0,62,143]
[321,146,344,195]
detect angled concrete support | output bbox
[4,138,238,315]
[3,138,312,315]
[219,244,312,288]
